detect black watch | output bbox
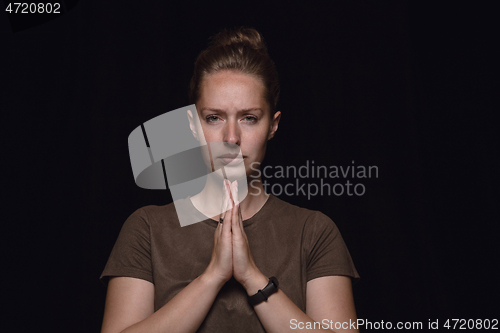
[247,276,279,306]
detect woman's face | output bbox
[192,70,280,179]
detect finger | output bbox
[223,208,232,237]
[238,204,244,234]
[214,223,221,250]
[230,181,237,222]
[232,200,239,229]
[220,179,228,218]
[231,197,241,238]
[225,180,234,210]
[231,181,244,233]
[222,183,233,237]
[221,180,232,219]
[230,180,239,206]
[221,180,228,217]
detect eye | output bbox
[243,115,258,124]
[206,115,221,124]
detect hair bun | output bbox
[189,26,279,114]
[209,26,268,53]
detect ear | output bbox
[187,109,199,141]
[267,110,281,140]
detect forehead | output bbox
[198,70,267,112]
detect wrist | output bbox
[242,270,269,296]
[200,270,227,291]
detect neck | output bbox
[190,172,269,221]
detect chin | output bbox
[220,164,247,182]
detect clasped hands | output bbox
[204,180,264,292]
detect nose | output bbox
[223,119,240,147]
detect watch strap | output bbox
[247,276,279,306]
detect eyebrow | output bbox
[200,107,263,113]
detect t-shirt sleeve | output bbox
[304,211,360,284]
[100,207,153,285]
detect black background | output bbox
[2,1,498,332]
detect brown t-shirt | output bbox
[100,194,360,332]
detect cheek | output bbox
[198,124,214,143]
[246,131,268,154]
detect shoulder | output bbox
[138,201,177,219]
[269,195,337,231]
[123,200,179,230]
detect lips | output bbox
[218,153,242,159]
[217,153,245,165]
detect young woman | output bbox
[100,26,360,333]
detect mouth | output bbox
[217,153,245,166]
